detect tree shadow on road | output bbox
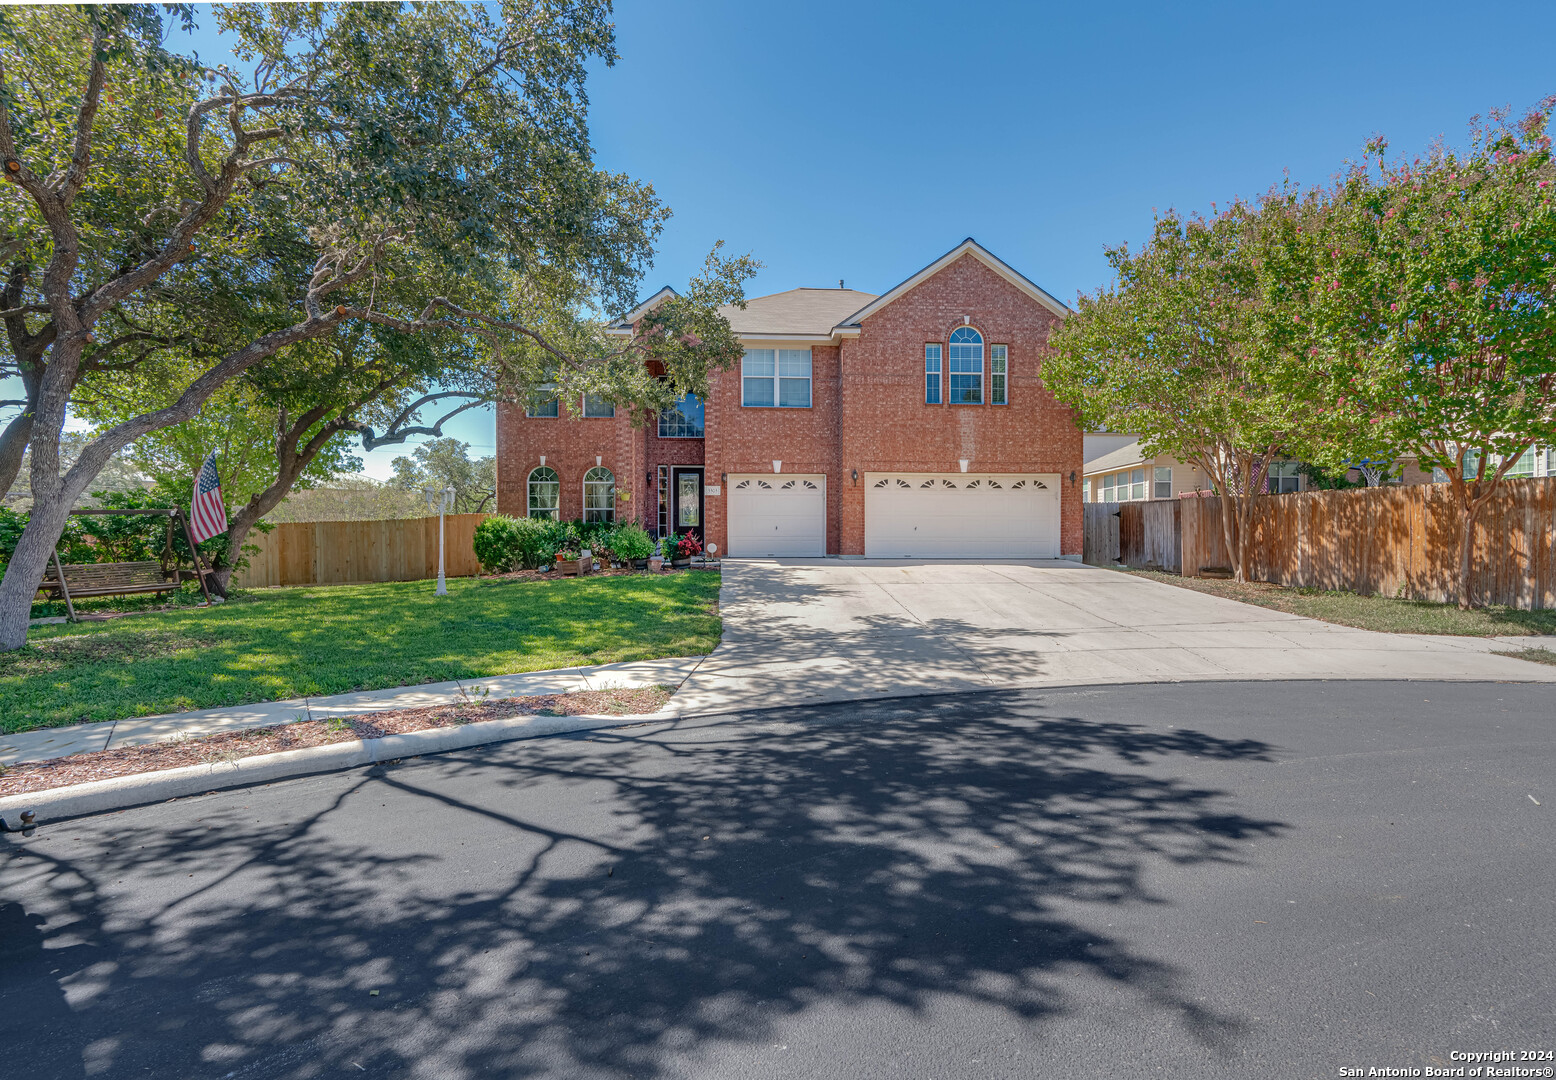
[1,691,1284,1079]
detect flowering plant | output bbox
[673,532,703,559]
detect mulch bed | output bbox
[0,685,673,798]
[481,562,720,583]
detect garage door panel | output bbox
[728,475,826,557]
[864,473,1059,558]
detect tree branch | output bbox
[56,18,109,205]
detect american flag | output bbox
[189,453,228,543]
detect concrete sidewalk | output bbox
[668,560,1556,714]
[0,656,704,766]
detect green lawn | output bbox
[1123,569,1556,636]
[1,572,722,734]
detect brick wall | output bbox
[496,251,1084,557]
[836,254,1082,555]
[703,344,843,555]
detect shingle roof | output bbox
[1082,439,1146,476]
[718,288,878,337]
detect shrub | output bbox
[607,523,654,562]
[472,515,524,572]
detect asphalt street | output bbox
[2,680,1553,1079]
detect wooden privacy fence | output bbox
[233,514,490,589]
[1179,478,1556,609]
[1082,500,1182,571]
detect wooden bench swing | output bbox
[36,506,215,622]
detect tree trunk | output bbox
[0,489,73,650]
[1455,498,1482,611]
[0,408,33,501]
[1217,490,1242,581]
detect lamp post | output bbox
[424,486,455,595]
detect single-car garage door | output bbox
[864,473,1060,558]
[727,474,826,556]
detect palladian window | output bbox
[948,327,983,404]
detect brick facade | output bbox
[495,245,1084,557]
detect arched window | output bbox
[583,466,615,523]
[527,466,560,519]
[948,327,984,404]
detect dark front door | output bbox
[670,467,704,539]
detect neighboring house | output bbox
[495,238,1084,558]
[1389,447,1554,486]
[1081,435,1235,502]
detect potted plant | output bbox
[555,547,583,577]
[671,531,702,568]
[609,524,655,569]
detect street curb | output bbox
[0,708,675,829]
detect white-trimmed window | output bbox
[1128,467,1145,500]
[925,344,942,405]
[1267,461,1301,494]
[742,348,812,407]
[528,466,560,518]
[582,394,615,418]
[990,344,1007,405]
[948,327,983,404]
[1153,466,1173,499]
[525,385,559,418]
[583,466,614,523]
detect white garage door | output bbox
[865,473,1060,558]
[727,474,826,556]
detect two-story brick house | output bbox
[494,238,1084,559]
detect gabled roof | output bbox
[604,285,679,335]
[1082,439,1148,476]
[836,237,1070,328]
[718,287,878,339]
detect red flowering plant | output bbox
[673,532,703,560]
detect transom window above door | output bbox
[742,348,812,408]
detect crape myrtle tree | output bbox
[1045,193,1336,582]
[1303,101,1556,608]
[0,2,753,648]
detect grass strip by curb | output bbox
[1120,569,1556,637]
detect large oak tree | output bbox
[0,3,750,648]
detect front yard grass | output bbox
[1122,569,1556,637]
[1,572,721,734]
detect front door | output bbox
[670,467,704,539]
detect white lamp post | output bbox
[424,486,455,595]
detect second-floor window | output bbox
[582,394,615,418]
[948,327,983,404]
[658,393,704,438]
[525,384,559,418]
[925,344,942,404]
[990,344,1007,405]
[742,348,812,407]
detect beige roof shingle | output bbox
[718,288,878,337]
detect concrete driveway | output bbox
[671,560,1556,713]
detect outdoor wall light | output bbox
[721,472,726,483]
[851,468,858,483]
[1070,470,1077,486]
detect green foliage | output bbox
[1302,101,1556,487]
[2,572,724,730]
[605,524,654,562]
[389,437,495,514]
[471,514,586,572]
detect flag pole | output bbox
[175,506,214,606]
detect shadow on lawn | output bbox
[1,692,1283,1079]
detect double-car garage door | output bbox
[864,473,1061,558]
[726,471,1061,558]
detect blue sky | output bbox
[15,1,1556,480]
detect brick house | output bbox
[495,238,1084,558]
